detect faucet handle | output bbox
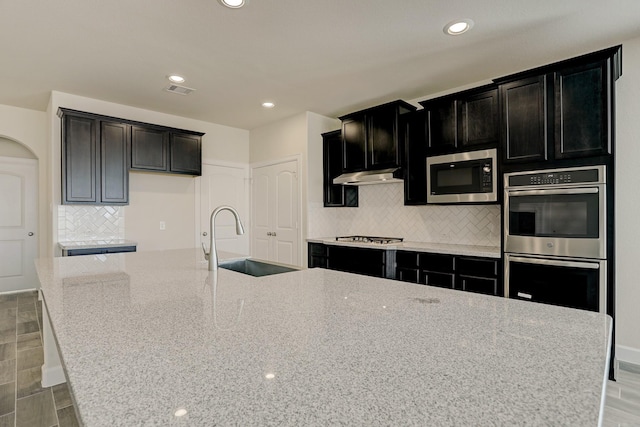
[201,242,210,260]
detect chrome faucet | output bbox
[202,206,245,271]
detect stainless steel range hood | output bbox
[333,168,403,186]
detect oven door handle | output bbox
[506,188,599,197]
[508,256,600,270]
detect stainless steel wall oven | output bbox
[504,165,607,312]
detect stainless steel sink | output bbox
[218,258,299,277]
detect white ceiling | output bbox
[1,0,640,130]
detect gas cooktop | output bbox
[335,236,403,245]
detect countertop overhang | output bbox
[36,249,610,426]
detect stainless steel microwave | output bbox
[426,149,497,203]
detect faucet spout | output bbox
[208,206,245,271]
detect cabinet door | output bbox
[62,114,97,203]
[554,60,610,159]
[170,133,202,175]
[342,115,367,172]
[402,110,428,205]
[459,88,498,149]
[323,130,358,207]
[327,246,386,278]
[100,121,129,204]
[368,106,399,168]
[501,76,548,163]
[426,99,457,154]
[131,126,168,171]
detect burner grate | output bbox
[335,236,403,244]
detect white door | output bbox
[0,157,38,292]
[199,163,250,257]
[251,159,300,266]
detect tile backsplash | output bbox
[308,183,501,247]
[58,205,125,242]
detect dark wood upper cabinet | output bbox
[170,132,202,175]
[60,107,204,205]
[367,104,400,169]
[459,88,499,149]
[341,115,367,172]
[131,127,202,176]
[424,99,457,154]
[62,113,97,203]
[496,45,621,168]
[131,126,168,171]
[401,110,428,205]
[100,121,129,204]
[500,76,548,163]
[340,100,416,173]
[420,85,498,155]
[554,59,610,159]
[60,109,129,205]
[323,130,358,207]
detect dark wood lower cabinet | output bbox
[327,245,387,278]
[308,243,502,296]
[396,250,502,297]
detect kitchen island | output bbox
[35,249,611,426]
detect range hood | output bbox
[333,168,403,186]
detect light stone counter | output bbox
[36,249,610,426]
[308,237,500,258]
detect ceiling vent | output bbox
[164,84,195,95]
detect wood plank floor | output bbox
[0,291,639,426]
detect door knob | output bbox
[28,232,34,236]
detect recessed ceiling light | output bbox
[167,75,185,84]
[444,19,474,36]
[262,102,275,108]
[218,0,245,8]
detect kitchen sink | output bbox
[218,258,299,277]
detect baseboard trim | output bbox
[0,288,37,296]
[616,345,640,366]
[41,364,66,387]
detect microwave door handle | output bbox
[507,188,599,197]
[508,256,600,270]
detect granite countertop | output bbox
[35,249,610,426]
[307,237,500,258]
[57,239,138,250]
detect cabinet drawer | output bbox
[397,268,419,284]
[456,257,499,278]
[457,275,498,296]
[396,251,419,268]
[422,271,455,289]
[419,253,454,273]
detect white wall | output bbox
[0,105,49,257]
[614,36,640,364]
[48,92,250,254]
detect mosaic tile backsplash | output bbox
[58,205,125,242]
[308,183,501,247]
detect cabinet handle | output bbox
[28,232,34,236]
[267,232,272,236]
[202,232,207,236]
[272,232,277,237]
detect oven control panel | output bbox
[507,167,603,187]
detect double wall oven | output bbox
[504,165,607,313]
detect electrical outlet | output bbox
[160,221,166,230]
